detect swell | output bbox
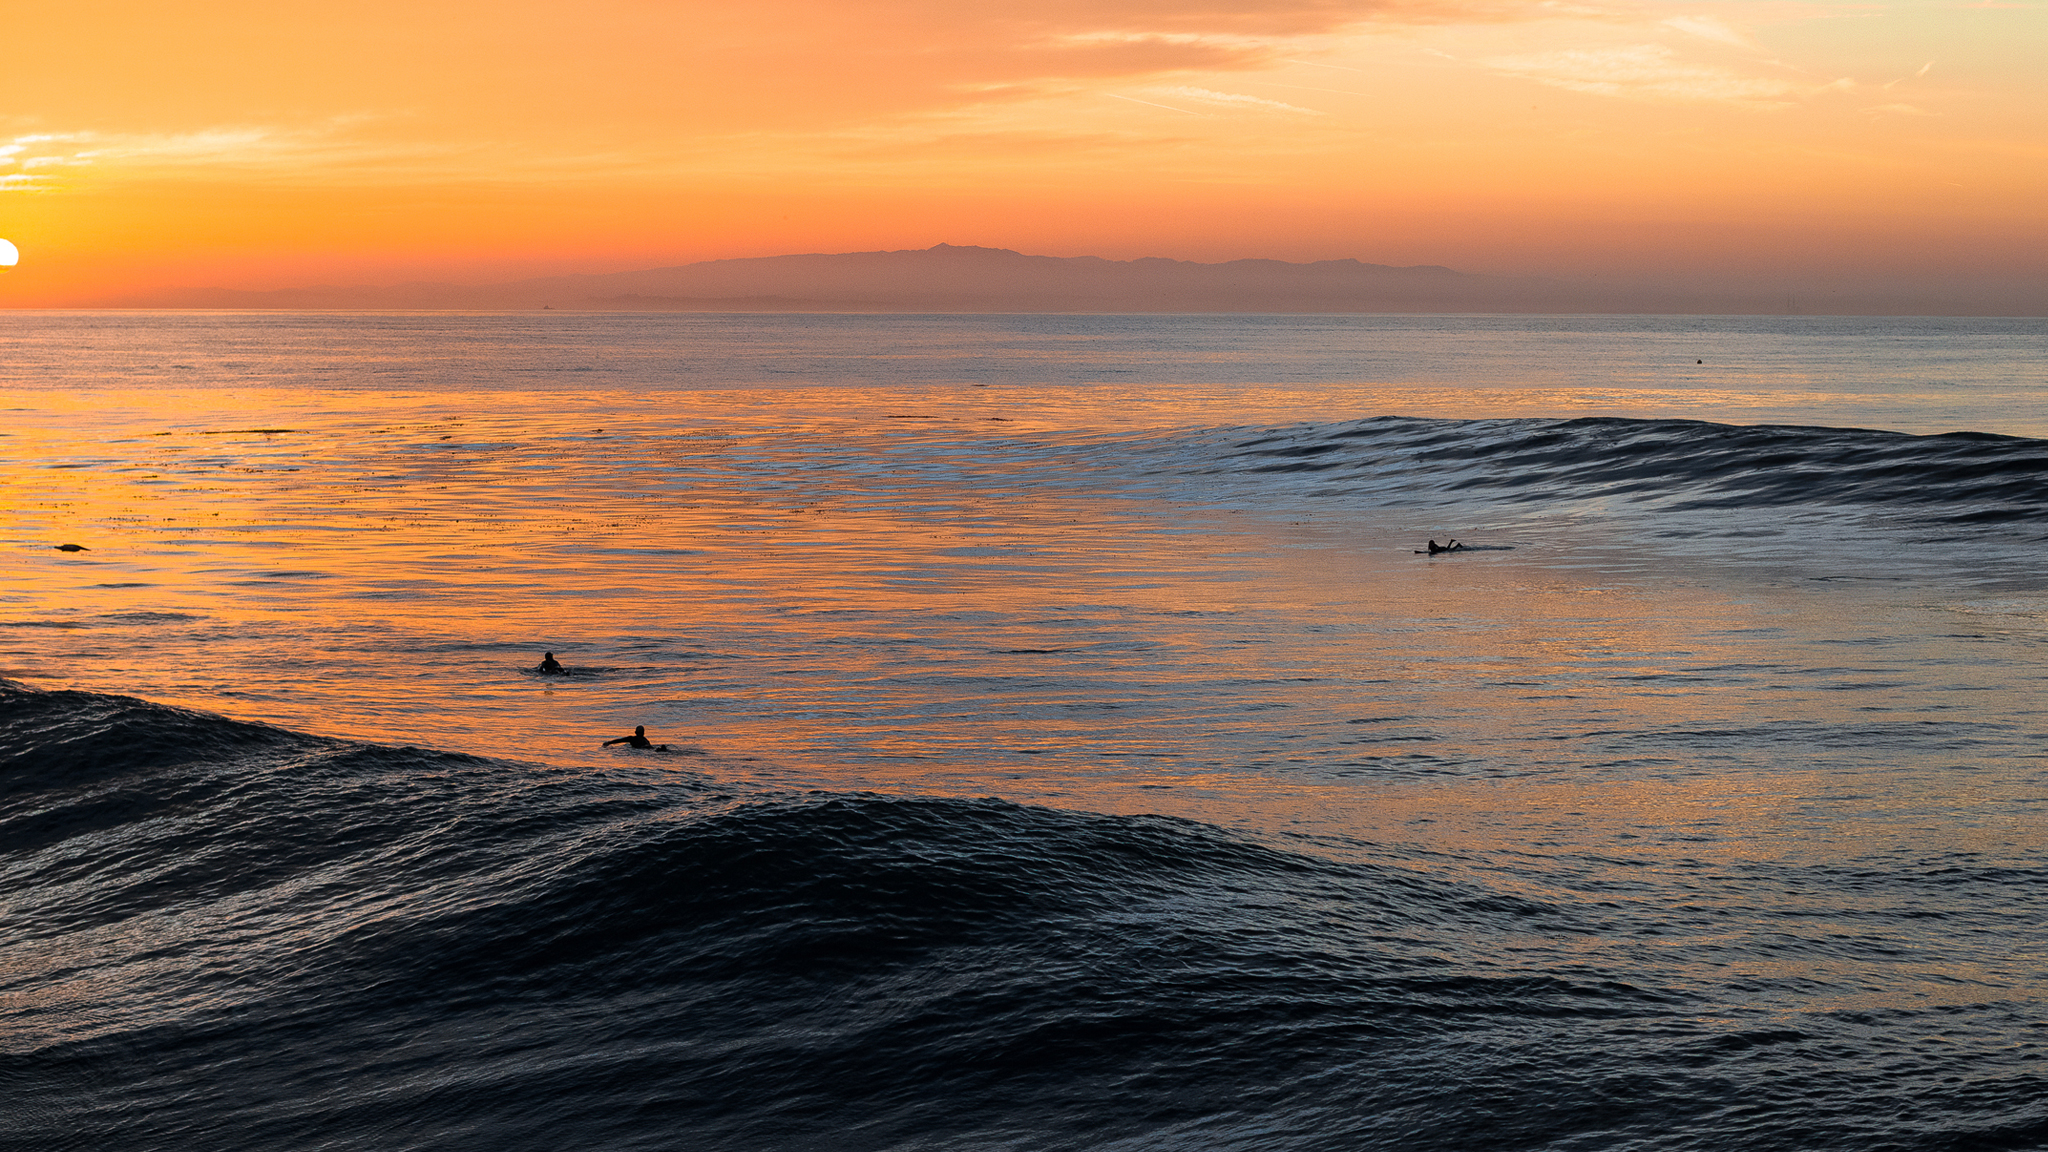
[5,682,2044,1152]
[1139,417,2048,526]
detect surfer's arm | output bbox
[601,736,628,746]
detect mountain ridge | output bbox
[97,244,2039,316]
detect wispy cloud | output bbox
[1261,81,1373,96]
[1660,15,1752,48]
[1154,86,1325,114]
[1482,45,1801,106]
[1056,30,1267,50]
[1108,93,1204,115]
[1884,61,1934,90]
[0,123,479,190]
[0,133,93,190]
[1011,0,1549,37]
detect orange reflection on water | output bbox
[4,380,2043,892]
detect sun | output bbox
[0,238,17,269]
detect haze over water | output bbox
[5,312,2046,1151]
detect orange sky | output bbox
[2,0,2043,305]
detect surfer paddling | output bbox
[603,725,671,752]
[1415,538,1510,555]
[536,651,567,675]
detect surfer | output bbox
[536,651,567,675]
[1423,539,1467,555]
[603,725,670,752]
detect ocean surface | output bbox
[4,312,2046,1151]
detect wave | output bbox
[1136,417,2048,526]
[5,681,2044,1151]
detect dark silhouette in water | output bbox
[54,543,89,552]
[603,725,670,752]
[536,652,567,675]
[1423,539,1466,555]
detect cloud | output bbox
[758,0,1556,98]
[0,134,92,189]
[1056,30,1265,48]
[5,128,285,176]
[957,0,1554,84]
[1109,93,1208,114]
[835,127,1189,159]
[89,129,279,164]
[1006,36,1276,78]
[972,0,1542,37]
[1884,61,1934,90]
[7,0,1567,182]
[1660,15,1752,48]
[0,123,472,190]
[1154,85,1327,113]
[1482,45,1801,106]
[1861,103,1936,116]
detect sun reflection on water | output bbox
[6,375,2043,891]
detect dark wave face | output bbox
[6,681,2046,1152]
[1155,417,2048,530]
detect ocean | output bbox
[3,312,2046,1150]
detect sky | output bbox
[2,0,2043,306]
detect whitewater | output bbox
[3,312,2046,1151]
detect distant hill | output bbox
[105,244,2036,315]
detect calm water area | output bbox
[3,312,2046,1150]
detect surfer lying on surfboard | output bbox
[1414,539,1515,554]
[603,725,672,752]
